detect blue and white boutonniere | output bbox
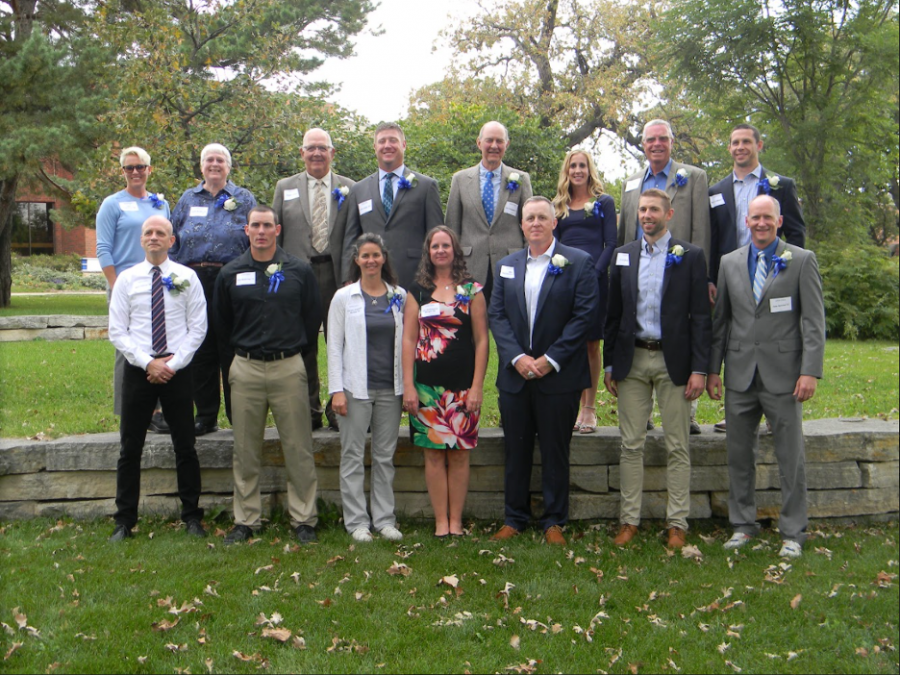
[507,172,521,192]
[585,199,604,219]
[673,168,689,188]
[454,283,475,306]
[547,254,570,276]
[332,185,350,210]
[384,288,404,314]
[266,262,284,293]
[665,244,685,268]
[161,273,190,295]
[397,172,418,190]
[772,249,792,277]
[148,193,166,210]
[759,175,781,195]
[216,193,239,211]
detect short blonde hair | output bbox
[200,143,232,169]
[119,147,151,167]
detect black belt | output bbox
[235,347,301,362]
[635,338,663,351]
[310,254,331,264]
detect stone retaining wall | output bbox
[0,315,108,342]
[0,419,897,523]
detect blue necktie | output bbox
[382,173,395,217]
[151,266,167,355]
[753,251,768,305]
[483,171,495,225]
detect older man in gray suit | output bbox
[445,121,533,302]
[341,122,444,289]
[707,195,825,559]
[273,128,356,431]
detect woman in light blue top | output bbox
[328,233,406,543]
[95,146,169,421]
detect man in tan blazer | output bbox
[618,118,711,434]
[445,121,533,302]
[273,128,355,431]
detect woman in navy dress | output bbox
[551,150,617,433]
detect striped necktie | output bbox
[312,180,328,252]
[382,173,395,217]
[753,250,768,305]
[151,266,168,355]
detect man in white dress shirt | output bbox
[107,215,208,542]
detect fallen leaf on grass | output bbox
[204,657,214,674]
[327,637,369,654]
[74,633,96,641]
[724,660,742,672]
[261,627,292,643]
[681,545,703,560]
[856,647,869,657]
[4,643,23,661]
[493,554,515,567]
[698,623,710,632]
[790,594,802,610]
[387,563,411,577]
[164,643,188,652]
[717,642,730,654]
[203,584,219,597]
[232,650,269,668]
[326,556,345,566]
[12,609,27,630]
[151,618,179,632]
[292,636,306,649]
[875,571,897,587]
[628,662,641,674]
[667,658,680,671]
[510,635,521,650]
[504,659,540,673]
[439,575,460,588]
[1,623,13,636]
[169,601,198,616]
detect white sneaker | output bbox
[723,532,752,550]
[350,528,373,543]
[779,540,802,559]
[378,525,403,541]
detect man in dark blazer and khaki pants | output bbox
[488,196,599,547]
[341,122,444,289]
[707,195,824,559]
[604,189,711,549]
[273,128,355,430]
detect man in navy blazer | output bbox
[604,189,711,549]
[488,196,599,546]
[708,124,806,300]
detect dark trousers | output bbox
[498,383,580,531]
[115,362,203,528]
[192,267,232,425]
[307,257,338,425]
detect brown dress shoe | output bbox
[613,524,638,546]
[490,525,520,541]
[667,527,687,549]
[544,525,566,546]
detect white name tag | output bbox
[625,178,641,192]
[499,265,515,279]
[236,272,256,286]
[503,201,518,217]
[709,193,726,208]
[120,201,138,212]
[420,303,441,318]
[283,188,299,201]
[616,252,631,266]
[358,199,373,215]
[189,206,209,218]
[770,297,793,313]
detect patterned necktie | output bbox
[753,250,768,305]
[151,266,168,355]
[312,180,328,253]
[483,171,495,225]
[382,172,395,217]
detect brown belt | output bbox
[635,338,663,351]
[188,262,224,269]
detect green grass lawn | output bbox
[0,337,897,439]
[0,516,897,674]
[0,293,108,317]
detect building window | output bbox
[12,202,54,255]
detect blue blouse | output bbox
[95,190,170,274]
[169,180,256,265]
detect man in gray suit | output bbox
[707,195,825,559]
[618,118,711,434]
[342,122,444,289]
[445,121,533,302]
[273,128,355,431]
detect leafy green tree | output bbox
[658,0,899,243]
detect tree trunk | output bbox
[0,176,20,308]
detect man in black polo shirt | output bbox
[214,205,323,544]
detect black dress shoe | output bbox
[108,524,132,542]
[149,411,170,434]
[690,418,702,435]
[646,419,655,431]
[295,524,317,544]
[194,421,219,436]
[224,525,254,545]
[185,520,208,537]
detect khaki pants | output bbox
[229,354,317,528]
[617,347,691,530]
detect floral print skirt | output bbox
[410,382,480,450]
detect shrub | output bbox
[817,243,899,340]
[12,253,82,273]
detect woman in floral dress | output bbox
[402,226,489,537]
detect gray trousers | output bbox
[338,388,402,533]
[725,372,808,543]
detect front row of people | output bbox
[108,192,824,559]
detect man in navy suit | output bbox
[488,196,599,546]
[604,189,711,549]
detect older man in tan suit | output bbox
[273,128,355,431]
[445,121,533,302]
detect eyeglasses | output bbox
[123,165,149,172]
[302,145,331,153]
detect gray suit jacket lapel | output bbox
[493,165,511,227]
[298,173,312,225]
[367,174,387,227]
[759,239,786,303]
